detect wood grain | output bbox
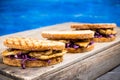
[0,22,120,80]
[96,65,120,80]
[40,43,120,80]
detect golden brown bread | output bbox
[71,23,116,29]
[4,37,65,51]
[93,37,116,42]
[42,30,94,39]
[66,44,94,53]
[3,56,63,67]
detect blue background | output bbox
[0,0,120,36]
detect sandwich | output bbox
[71,23,117,42]
[2,37,65,69]
[42,30,94,53]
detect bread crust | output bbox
[42,31,94,39]
[94,36,116,42]
[4,37,65,51]
[71,23,116,29]
[66,44,94,53]
[3,56,63,67]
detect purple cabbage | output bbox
[21,59,27,69]
[94,32,116,38]
[47,60,51,64]
[86,41,94,48]
[65,41,94,49]
[65,41,80,49]
[7,53,37,69]
[94,32,103,38]
[89,41,94,45]
[73,45,80,49]
[105,34,116,38]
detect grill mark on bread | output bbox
[4,37,65,51]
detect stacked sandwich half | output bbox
[42,30,94,53]
[2,37,66,69]
[71,23,117,42]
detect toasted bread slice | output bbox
[94,36,115,42]
[4,37,65,51]
[71,23,116,29]
[3,56,63,67]
[67,44,94,53]
[42,30,94,39]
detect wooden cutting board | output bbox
[0,22,120,80]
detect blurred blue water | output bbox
[0,0,120,36]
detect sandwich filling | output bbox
[55,39,94,49]
[93,29,116,38]
[2,49,65,69]
[65,40,94,49]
